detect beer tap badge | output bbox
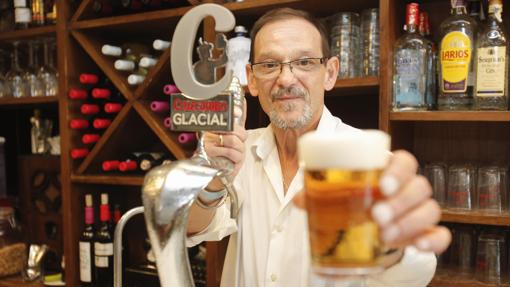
[169,4,236,132]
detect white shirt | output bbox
[187,108,437,287]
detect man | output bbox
[186,8,451,287]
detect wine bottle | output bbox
[163,117,172,128]
[94,193,113,287]
[68,88,88,100]
[80,73,100,85]
[121,0,143,12]
[79,194,95,286]
[102,160,121,172]
[111,43,151,71]
[163,84,179,95]
[139,153,169,171]
[138,56,157,68]
[71,148,89,159]
[127,73,145,85]
[13,0,31,29]
[92,118,112,130]
[45,0,57,24]
[178,132,196,146]
[91,0,113,16]
[141,0,161,9]
[113,204,121,226]
[81,103,101,116]
[118,154,139,172]
[152,39,171,51]
[150,100,169,113]
[31,0,45,26]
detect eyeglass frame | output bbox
[250,57,328,79]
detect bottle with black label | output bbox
[94,193,113,287]
[13,0,31,29]
[79,194,95,286]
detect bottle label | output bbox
[476,47,506,97]
[79,241,92,282]
[394,48,426,106]
[14,0,27,7]
[14,8,31,23]
[94,242,113,256]
[440,31,472,93]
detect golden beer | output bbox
[299,130,397,276]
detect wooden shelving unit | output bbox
[390,111,510,121]
[0,96,58,107]
[71,174,144,186]
[0,25,56,41]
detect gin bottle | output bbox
[438,0,477,110]
[392,3,429,111]
[474,0,508,110]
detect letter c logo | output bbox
[170,4,235,100]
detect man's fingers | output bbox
[414,226,452,254]
[372,175,432,227]
[380,199,441,245]
[380,150,419,196]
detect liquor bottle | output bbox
[153,39,171,51]
[419,12,437,109]
[150,100,169,113]
[474,0,508,110]
[392,3,429,111]
[31,0,45,26]
[139,153,169,171]
[14,0,31,29]
[226,26,251,86]
[45,0,57,24]
[94,193,113,287]
[79,194,95,286]
[438,0,477,110]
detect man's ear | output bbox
[323,56,339,91]
[246,64,259,97]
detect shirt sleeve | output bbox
[367,247,437,287]
[186,199,238,247]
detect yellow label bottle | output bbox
[440,31,472,93]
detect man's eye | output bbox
[295,59,312,66]
[261,62,279,69]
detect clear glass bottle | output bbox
[474,0,508,110]
[392,3,429,111]
[438,0,477,110]
[419,12,437,109]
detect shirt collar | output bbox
[253,107,340,160]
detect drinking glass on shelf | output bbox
[361,8,380,77]
[476,166,508,213]
[330,12,362,79]
[5,41,29,98]
[423,162,447,207]
[447,164,476,210]
[0,49,11,98]
[455,225,477,278]
[38,39,58,97]
[24,41,44,97]
[476,230,505,285]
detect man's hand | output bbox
[202,124,247,191]
[294,150,451,254]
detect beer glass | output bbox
[299,130,400,277]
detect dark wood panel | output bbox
[0,96,58,107]
[0,26,56,41]
[391,111,510,122]
[0,275,44,287]
[71,174,144,186]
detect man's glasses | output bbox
[250,57,327,79]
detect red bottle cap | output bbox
[92,88,111,99]
[82,134,100,144]
[68,89,88,100]
[69,119,89,129]
[100,204,111,222]
[104,103,123,113]
[81,104,100,115]
[93,119,112,129]
[119,160,137,172]
[71,148,89,159]
[79,73,99,85]
[114,208,122,224]
[102,160,121,171]
[406,3,419,27]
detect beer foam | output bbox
[298,130,391,170]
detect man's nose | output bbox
[276,63,297,86]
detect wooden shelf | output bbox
[71,174,144,186]
[390,111,510,121]
[0,96,58,106]
[330,76,379,95]
[0,26,56,41]
[0,275,44,287]
[430,271,509,287]
[441,209,510,226]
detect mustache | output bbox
[271,86,307,101]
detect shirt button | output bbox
[276,225,283,232]
[270,274,277,282]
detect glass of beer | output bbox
[298,130,401,277]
